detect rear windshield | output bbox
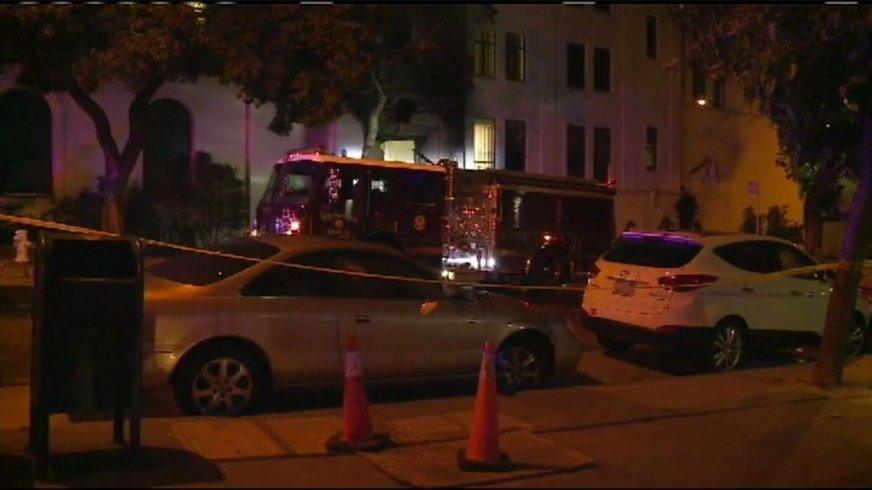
[602,235,702,268]
[147,239,280,286]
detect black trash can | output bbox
[29,232,143,478]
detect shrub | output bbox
[675,187,699,231]
[740,206,757,234]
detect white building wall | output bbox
[463,4,683,230]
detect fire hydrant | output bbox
[13,229,32,278]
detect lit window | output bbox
[474,27,495,77]
[474,118,496,170]
[645,127,657,171]
[646,16,657,59]
[593,46,611,92]
[505,32,526,81]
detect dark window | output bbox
[713,241,785,274]
[351,251,441,300]
[145,98,192,194]
[691,63,707,102]
[560,196,614,239]
[474,27,495,77]
[504,119,526,172]
[593,127,611,183]
[567,43,585,89]
[774,244,816,270]
[712,79,725,108]
[645,127,657,171]
[402,171,443,205]
[646,16,657,58]
[501,190,558,231]
[240,250,373,298]
[593,4,610,13]
[566,125,586,178]
[593,47,611,92]
[148,238,280,286]
[603,235,703,268]
[505,32,526,81]
[0,89,52,195]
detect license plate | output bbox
[612,279,636,297]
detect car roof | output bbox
[620,230,800,248]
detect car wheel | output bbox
[173,345,269,416]
[708,321,747,372]
[495,339,552,395]
[596,334,635,354]
[845,315,868,359]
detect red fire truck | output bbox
[254,148,616,284]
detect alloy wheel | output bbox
[712,325,743,371]
[496,345,543,392]
[191,357,254,415]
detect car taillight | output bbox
[658,274,718,292]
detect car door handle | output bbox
[790,290,803,296]
[466,318,481,324]
[741,287,754,293]
[354,315,370,324]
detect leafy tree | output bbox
[343,5,474,158]
[0,4,217,233]
[204,4,374,135]
[674,5,872,386]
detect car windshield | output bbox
[147,239,280,286]
[603,233,702,268]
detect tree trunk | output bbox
[812,112,872,388]
[803,196,823,257]
[361,76,387,159]
[68,81,160,233]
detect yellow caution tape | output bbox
[1,212,869,293]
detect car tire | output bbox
[172,344,270,416]
[845,314,868,359]
[495,338,553,396]
[707,320,748,372]
[596,334,635,354]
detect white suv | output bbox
[582,231,870,371]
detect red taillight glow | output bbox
[658,274,718,292]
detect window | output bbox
[714,241,784,274]
[645,127,657,171]
[351,251,441,300]
[149,238,279,286]
[593,46,611,92]
[474,118,496,170]
[505,32,526,81]
[691,63,707,102]
[240,250,372,298]
[504,119,526,172]
[474,27,495,77]
[0,90,53,195]
[646,16,657,58]
[593,4,610,13]
[567,43,585,89]
[145,98,192,194]
[501,190,558,231]
[593,127,611,183]
[566,125,586,178]
[712,79,725,108]
[604,235,703,268]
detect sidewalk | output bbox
[2,357,871,487]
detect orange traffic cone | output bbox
[325,333,391,452]
[457,341,513,472]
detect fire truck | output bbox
[253,148,616,285]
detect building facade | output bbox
[0,4,802,237]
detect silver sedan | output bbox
[142,236,582,415]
